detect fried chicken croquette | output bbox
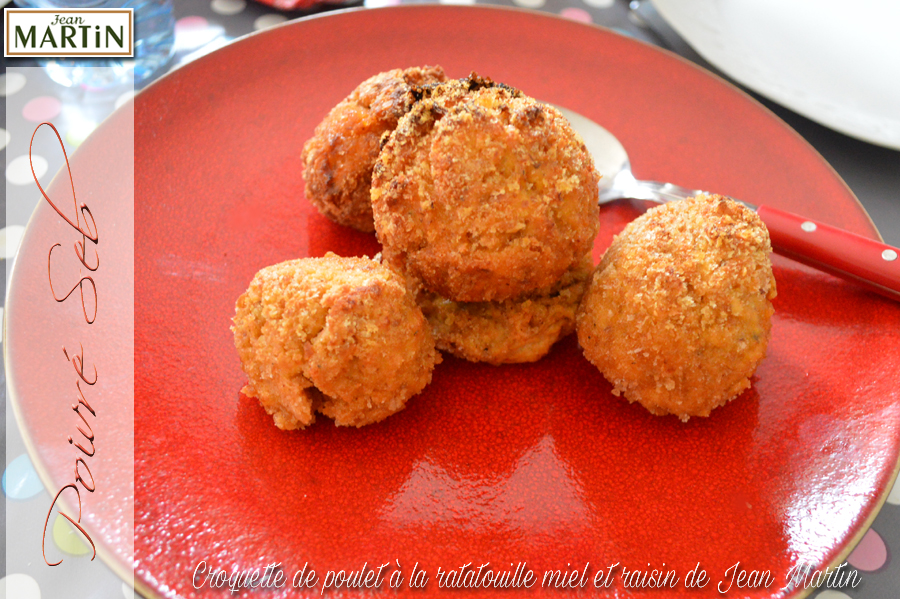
[372,76,601,302]
[232,254,440,429]
[412,253,593,365]
[301,66,447,232]
[576,194,776,421]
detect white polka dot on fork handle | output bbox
[801,221,816,232]
[883,249,898,262]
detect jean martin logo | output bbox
[5,8,133,57]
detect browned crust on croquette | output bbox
[413,254,594,365]
[232,254,440,429]
[301,66,447,232]
[372,77,600,302]
[576,194,776,421]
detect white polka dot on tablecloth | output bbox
[582,0,614,7]
[512,0,546,8]
[560,7,593,22]
[254,14,287,30]
[176,16,225,51]
[22,96,62,122]
[2,453,44,499]
[2,225,27,260]
[211,0,246,15]
[1,72,27,97]
[1,128,10,151]
[815,591,853,599]
[6,154,47,186]
[847,528,887,571]
[122,582,137,599]
[0,573,41,599]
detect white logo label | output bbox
[5,9,133,57]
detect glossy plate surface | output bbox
[7,5,900,599]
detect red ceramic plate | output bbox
[7,5,900,599]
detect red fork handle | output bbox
[757,205,900,302]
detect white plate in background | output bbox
[652,0,900,149]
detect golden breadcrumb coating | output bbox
[576,194,776,421]
[232,254,440,429]
[412,254,593,365]
[372,75,600,302]
[301,66,447,232]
